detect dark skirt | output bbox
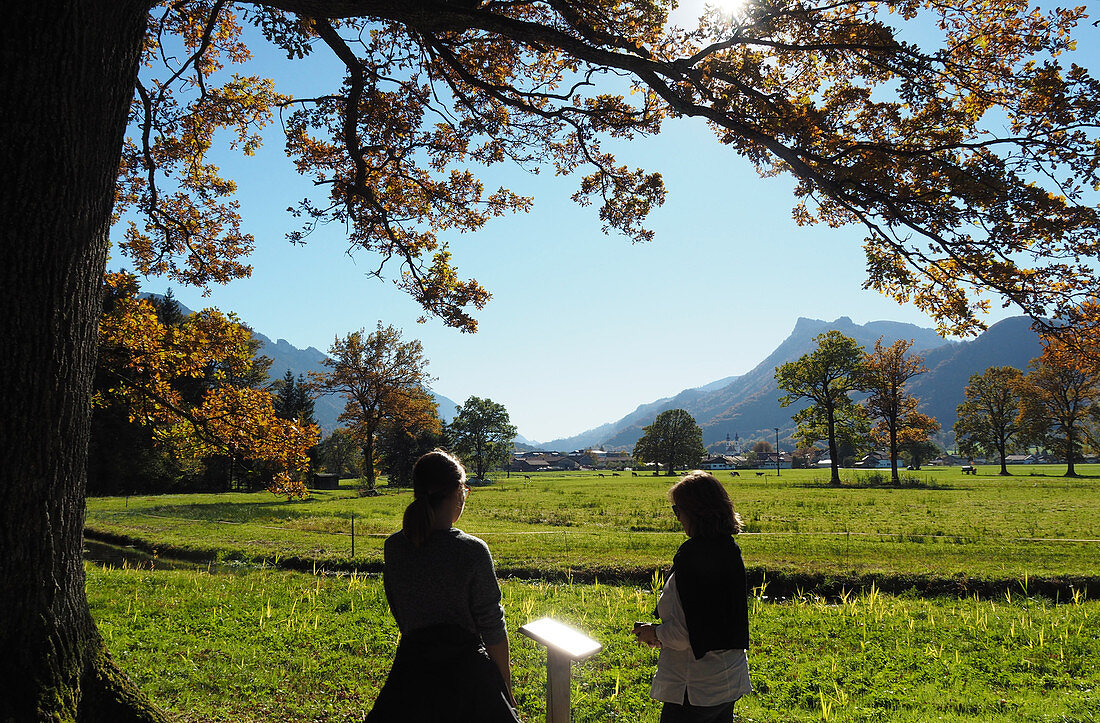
[366,624,521,723]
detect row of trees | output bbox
[92,277,319,498]
[310,322,518,489]
[773,331,1100,484]
[955,344,1100,477]
[316,393,519,488]
[775,332,940,485]
[92,310,519,496]
[632,331,1100,485]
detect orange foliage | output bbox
[862,338,940,474]
[111,1,1100,338]
[97,273,319,498]
[312,323,439,489]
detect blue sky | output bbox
[113,2,1094,443]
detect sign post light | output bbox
[519,617,602,723]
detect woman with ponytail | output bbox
[366,450,521,723]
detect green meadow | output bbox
[88,563,1098,722]
[86,466,1100,586]
[85,466,1100,721]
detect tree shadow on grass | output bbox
[140,497,343,523]
[790,475,958,491]
[1022,471,1100,479]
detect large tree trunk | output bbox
[826,406,841,486]
[1065,427,1077,477]
[0,2,166,721]
[362,442,376,489]
[889,424,899,484]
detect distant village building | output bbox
[855,452,893,469]
[755,451,793,470]
[566,449,632,469]
[928,454,969,467]
[546,454,580,470]
[708,433,742,456]
[792,447,826,469]
[596,451,633,469]
[510,456,552,473]
[509,451,581,472]
[700,455,740,470]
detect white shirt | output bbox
[651,572,752,707]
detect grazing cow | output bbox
[729,471,740,477]
[631,472,638,477]
[612,472,620,477]
[523,475,531,480]
[598,473,606,478]
[755,472,765,476]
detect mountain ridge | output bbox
[142,294,1044,450]
[537,315,1041,452]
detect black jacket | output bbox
[668,535,749,659]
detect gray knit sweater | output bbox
[382,527,507,646]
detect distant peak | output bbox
[791,315,855,334]
[792,316,827,331]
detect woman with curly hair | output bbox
[634,470,752,723]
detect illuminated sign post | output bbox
[519,617,602,723]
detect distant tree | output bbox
[775,331,867,485]
[269,369,319,474]
[272,370,316,427]
[317,429,360,478]
[633,409,707,476]
[1018,348,1100,478]
[149,288,186,328]
[791,446,822,470]
[447,396,517,481]
[189,329,281,493]
[751,440,774,455]
[89,282,180,495]
[954,366,1026,475]
[862,338,939,483]
[312,324,437,490]
[377,415,444,488]
[899,439,941,470]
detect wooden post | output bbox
[546,650,571,723]
[519,618,601,723]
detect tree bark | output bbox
[826,403,841,486]
[1065,427,1077,477]
[0,2,166,720]
[889,424,899,484]
[362,439,376,489]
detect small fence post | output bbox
[519,617,601,723]
[351,512,355,557]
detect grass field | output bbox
[84,466,1100,721]
[86,466,1100,589]
[87,562,1099,722]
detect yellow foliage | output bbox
[98,273,318,498]
[114,0,1100,338]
